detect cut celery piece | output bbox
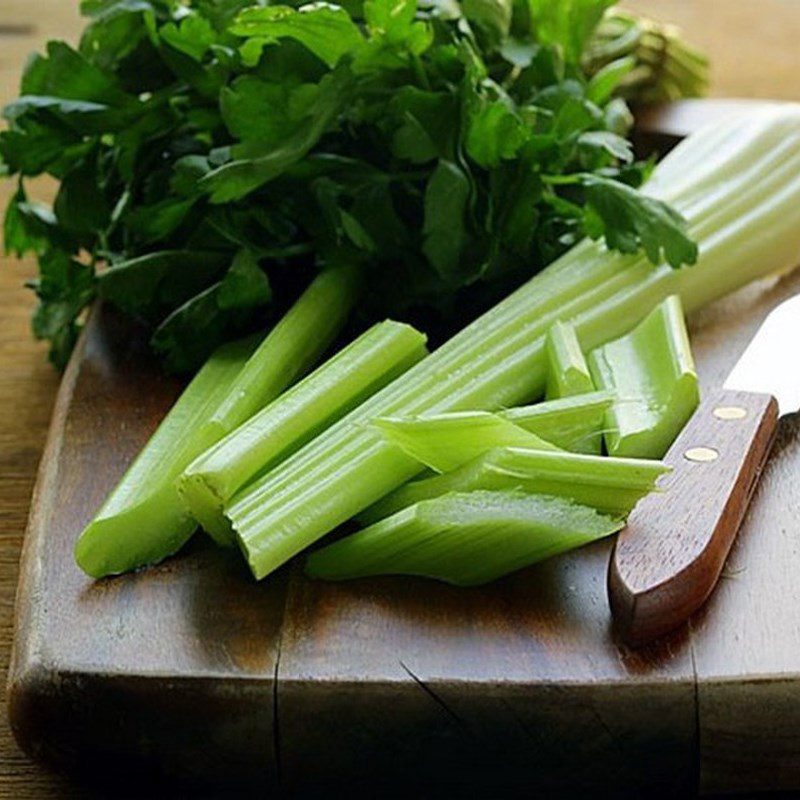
[500,391,614,454]
[359,446,667,524]
[229,107,800,581]
[179,321,428,543]
[588,294,699,458]
[544,320,595,399]
[74,334,260,578]
[372,411,558,473]
[307,491,624,586]
[204,265,360,438]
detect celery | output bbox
[544,320,595,399]
[359,446,667,524]
[371,412,557,473]
[75,334,260,578]
[588,295,699,458]
[179,321,428,543]
[500,391,613,454]
[229,107,800,580]
[306,491,624,586]
[204,265,360,438]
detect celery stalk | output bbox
[204,265,360,438]
[306,491,624,586]
[74,334,260,578]
[179,321,428,543]
[371,412,557,473]
[588,295,699,458]
[544,320,595,399]
[358,446,667,524]
[229,107,800,580]
[500,391,613,454]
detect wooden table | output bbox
[2,1,800,796]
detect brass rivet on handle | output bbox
[685,446,719,462]
[713,406,747,420]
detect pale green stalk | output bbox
[228,106,800,580]
[307,491,624,586]
[204,265,360,438]
[179,321,428,543]
[500,391,613,454]
[372,411,557,473]
[544,319,595,399]
[588,295,699,458]
[359,446,667,525]
[75,334,260,578]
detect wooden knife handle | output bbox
[608,388,779,646]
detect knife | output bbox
[608,292,800,646]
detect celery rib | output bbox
[74,334,260,578]
[500,391,613,454]
[544,320,595,399]
[372,411,557,473]
[588,295,699,458]
[204,265,360,438]
[228,107,800,581]
[306,491,624,586]
[358,446,667,524]
[179,320,428,543]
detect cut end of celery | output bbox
[307,490,624,586]
[74,497,197,578]
[177,473,236,546]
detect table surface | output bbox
[3,1,800,796]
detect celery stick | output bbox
[588,295,699,458]
[359,446,667,524]
[371,412,558,473]
[501,391,613,454]
[179,321,428,543]
[229,107,800,580]
[204,265,360,438]
[544,320,595,399]
[74,334,260,578]
[306,491,624,586]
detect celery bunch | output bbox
[228,106,800,580]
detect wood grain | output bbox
[610,389,779,646]
[2,2,800,797]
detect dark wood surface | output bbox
[610,388,779,646]
[5,2,800,797]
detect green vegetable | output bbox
[1,0,702,370]
[203,265,360,438]
[306,490,624,586]
[544,319,595,399]
[588,294,699,458]
[359,446,668,525]
[500,390,613,454]
[74,333,260,578]
[226,106,800,580]
[179,320,428,543]
[584,9,709,104]
[372,411,557,473]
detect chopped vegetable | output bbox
[588,294,699,458]
[1,0,704,370]
[204,265,359,438]
[544,320,595,399]
[306,491,624,586]
[74,333,260,578]
[372,412,557,473]
[227,106,800,580]
[359,446,667,524]
[179,320,428,543]
[500,391,613,454]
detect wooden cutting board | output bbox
[9,102,800,797]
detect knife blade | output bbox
[608,293,800,646]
